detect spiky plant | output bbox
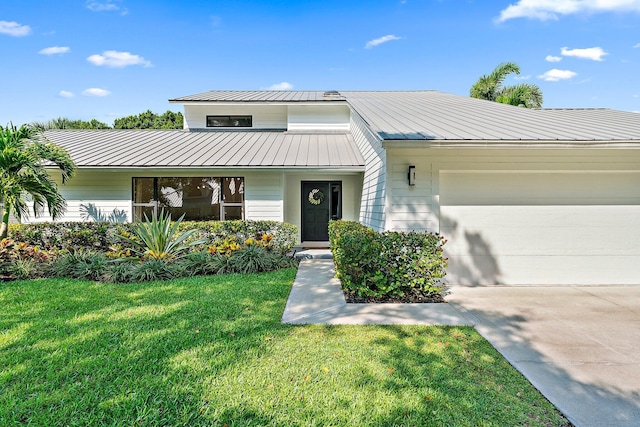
[120,210,205,260]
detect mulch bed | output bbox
[343,289,446,304]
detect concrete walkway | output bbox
[282,251,640,427]
[281,254,471,325]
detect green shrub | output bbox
[329,220,448,299]
[182,250,230,276]
[119,210,205,260]
[103,260,134,283]
[0,239,53,280]
[72,251,112,281]
[129,258,184,282]
[7,259,40,280]
[7,219,299,283]
[228,245,273,274]
[10,220,298,255]
[51,249,110,280]
[187,220,298,255]
[10,222,116,251]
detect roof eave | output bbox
[47,165,366,172]
[381,139,640,149]
[169,100,349,105]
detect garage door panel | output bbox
[441,172,640,205]
[442,206,640,256]
[441,205,640,228]
[440,171,640,285]
[447,254,640,285]
[442,225,640,256]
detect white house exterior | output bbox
[39,90,640,285]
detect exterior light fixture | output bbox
[408,165,416,186]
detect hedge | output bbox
[9,220,298,255]
[329,220,448,298]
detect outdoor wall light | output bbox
[408,165,416,186]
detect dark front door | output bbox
[302,181,332,241]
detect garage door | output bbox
[440,171,640,285]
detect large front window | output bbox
[132,177,244,221]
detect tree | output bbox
[470,62,543,108]
[0,124,77,238]
[113,110,183,129]
[32,117,111,130]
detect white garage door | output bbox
[440,171,640,285]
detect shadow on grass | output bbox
[3,270,615,426]
[0,271,295,426]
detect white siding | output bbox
[28,170,132,223]
[28,169,362,245]
[386,147,640,285]
[350,110,386,231]
[183,105,287,130]
[287,105,350,131]
[30,169,285,223]
[244,172,283,221]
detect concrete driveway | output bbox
[446,285,640,427]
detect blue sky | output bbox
[2,0,640,125]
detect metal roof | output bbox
[341,91,640,142]
[170,90,346,103]
[170,90,640,141]
[44,129,364,168]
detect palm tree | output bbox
[0,123,77,238]
[470,62,543,108]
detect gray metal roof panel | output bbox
[170,90,346,103]
[44,130,364,168]
[341,91,640,141]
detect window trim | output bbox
[206,115,252,128]
[132,176,244,221]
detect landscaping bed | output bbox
[344,289,446,303]
[2,216,298,282]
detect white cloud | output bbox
[82,88,111,97]
[86,0,121,11]
[0,21,31,37]
[634,43,640,48]
[59,91,74,98]
[266,82,293,90]
[537,69,577,81]
[365,34,402,49]
[561,46,608,61]
[39,46,70,55]
[496,0,640,22]
[514,74,532,80]
[545,55,562,62]
[87,50,152,68]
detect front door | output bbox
[302,181,341,241]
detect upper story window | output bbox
[206,115,252,127]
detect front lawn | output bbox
[1,271,570,426]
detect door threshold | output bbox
[300,241,330,249]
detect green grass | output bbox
[0,270,569,426]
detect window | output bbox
[206,115,252,127]
[132,177,244,221]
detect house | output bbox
[40,90,640,286]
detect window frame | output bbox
[132,176,245,221]
[206,115,252,128]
